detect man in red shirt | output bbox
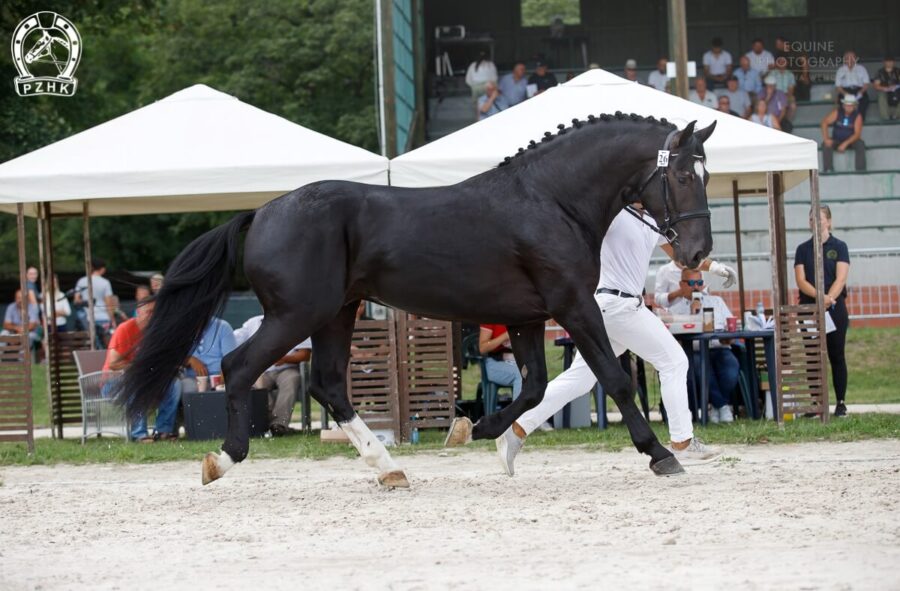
[104,296,181,442]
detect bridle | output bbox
[624,128,711,246]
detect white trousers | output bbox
[518,293,693,443]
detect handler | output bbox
[497,205,737,475]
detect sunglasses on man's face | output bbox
[685,279,704,287]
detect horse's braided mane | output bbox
[497,111,677,167]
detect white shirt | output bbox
[599,210,667,296]
[465,60,498,87]
[653,261,682,309]
[233,315,312,373]
[745,49,774,74]
[647,70,668,92]
[703,50,732,76]
[835,64,870,88]
[44,290,71,327]
[75,274,114,322]
[689,89,718,108]
[669,292,733,348]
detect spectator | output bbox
[465,52,498,100]
[234,315,310,436]
[703,37,733,88]
[653,260,683,310]
[668,268,739,424]
[771,59,797,122]
[74,257,116,347]
[735,55,763,100]
[477,81,509,120]
[43,274,70,332]
[103,296,181,442]
[717,95,740,116]
[835,50,870,119]
[25,266,40,305]
[873,56,900,121]
[722,76,752,118]
[478,324,522,400]
[528,60,558,94]
[647,57,669,92]
[150,273,164,294]
[498,62,528,106]
[750,97,780,129]
[132,285,151,317]
[821,95,866,172]
[689,77,717,108]
[745,38,775,75]
[794,205,850,417]
[181,317,237,393]
[775,36,811,101]
[623,59,639,82]
[762,74,792,132]
[2,289,41,352]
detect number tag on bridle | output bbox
[657,150,670,167]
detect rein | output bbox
[624,128,711,246]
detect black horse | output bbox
[119,113,716,487]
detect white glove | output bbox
[708,261,738,288]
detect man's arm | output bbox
[275,349,311,365]
[106,348,129,371]
[821,110,837,145]
[661,243,738,290]
[839,116,864,150]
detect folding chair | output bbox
[73,349,130,442]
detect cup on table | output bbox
[209,374,222,389]
[726,316,738,332]
[196,375,209,392]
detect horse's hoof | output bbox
[201,452,223,485]
[378,470,410,489]
[444,417,473,447]
[650,455,686,477]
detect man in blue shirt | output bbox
[477,81,510,120]
[2,289,41,351]
[498,62,528,106]
[183,317,237,388]
[734,55,762,99]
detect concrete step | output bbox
[793,122,900,147]
[793,100,890,126]
[711,226,900,254]
[711,198,900,234]
[817,145,900,172]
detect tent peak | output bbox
[159,84,237,103]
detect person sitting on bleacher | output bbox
[820,95,867,173]
[233,315,310,437]
[2,289,41,353]
[835,50,871,120]
[874,56,900,121]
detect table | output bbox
[673,330,776,425]
[182,388,270,441]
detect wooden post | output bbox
[809,170,830,422]
[82,202,96,350]
[16,204,35,454]
[667,0,690,99]
[732,180,747,321]
[378,0,397,158]
[766,172,784,424]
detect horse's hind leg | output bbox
[203,314,312,485]
[310,301,409,488]
[472,322,548,440]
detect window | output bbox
[521,0,581,28]
[748,0,807,18]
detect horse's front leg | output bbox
[472,321,548,440]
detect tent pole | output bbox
[36,204,49,363]
[667,0,690,99]
[766,172,783,424]
[17,203,35,454]
[732,180,746,322]
[41,203,59,437]
[83,202,96,351]
[809,169,830,422]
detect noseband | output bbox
[624,128,711,246]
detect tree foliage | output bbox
[0,0,376,282]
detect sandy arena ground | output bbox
[1,440,899,591]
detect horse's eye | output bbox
[677,174,690,186]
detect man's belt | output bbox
[596,288,640,299]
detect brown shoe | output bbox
[270,424,300,437]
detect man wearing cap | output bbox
[762,73,792,132]
[623,59,639,82]
[835,50,871,119]
[820,94,866,172]
[528,60,558,94]
[702,37,733,89]
[647,57,669,92]
[689,78,717,108]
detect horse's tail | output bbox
[117,210,256,420]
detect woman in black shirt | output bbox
[794,205,851,416]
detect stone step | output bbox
[710,197,900,234]
[793,101,890,125]
[817,145,900,172]
[793,122,900,147]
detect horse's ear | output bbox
[693,120,717,144]
[671,121,696,149]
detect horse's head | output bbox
[637,120,716,269]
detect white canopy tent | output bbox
[0,84,389,216]
[391,68,818,195]
[392,69,830,423]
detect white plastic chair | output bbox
[73,350,130,443]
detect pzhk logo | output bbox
[11,12,81,97]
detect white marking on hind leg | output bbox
[341,415,401,473]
